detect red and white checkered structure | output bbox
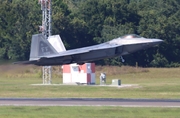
[62,63,95,84]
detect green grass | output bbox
[0,106,180,118]
[0,65,180,98]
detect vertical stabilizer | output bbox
[48,35,66,53]
[29,34,58,61]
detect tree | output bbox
[136,0,180,66]
[0,0,40,60]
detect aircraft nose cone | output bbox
[141,39,163,49]
[152,39,163,45]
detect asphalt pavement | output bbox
[0,98,180,107]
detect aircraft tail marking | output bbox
[30,34,58,61]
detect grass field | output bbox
[0,106,180,118]
[0,65,180,118]
[0,65,180,99]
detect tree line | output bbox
[0,0,180,67]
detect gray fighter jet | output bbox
[14,33,163,66]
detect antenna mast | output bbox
[39,0,52,84]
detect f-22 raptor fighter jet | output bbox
[14,34,163,66]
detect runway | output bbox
[0,98,180,107]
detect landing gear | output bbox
[120,56,125,62]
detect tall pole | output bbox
[39,0,52,84]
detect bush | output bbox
[150,53,169,67]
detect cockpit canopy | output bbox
[120,34,143,39]
[109,34,145,45]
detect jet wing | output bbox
[44,43,119,59]
[14,43,120,66]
